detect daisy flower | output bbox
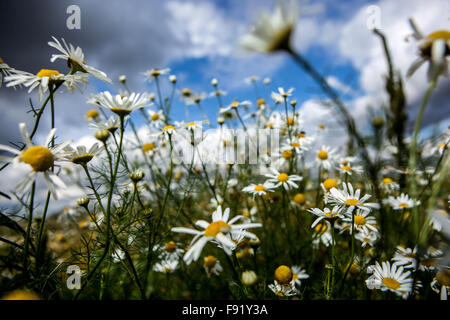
[337,161,363,176]
[0,57,15,87]
[431,268,450,300]
[242,182,276,198]
[0,123,72,199]
[272,87,294,101]
[219,100,252,114]
[89,116,122,133]
[153,258,179,274]
[355,229,378,248]
[64,143,103,165]
[418,246,443,271]
[314,145,337,171]
[171,205,262,265]
[307,206,345,228]
[264,167,303,190]
[341,209,378,234]
[142,68,171,82]
[406,18,450,81]
[312,221,333,247]
[148,109,166,129]
[379,177,400,193]
[392,246,417,269]
[290,266,309,287]
[89,91,151,117]
[383,193,420,210]
[203,255,223,277]
[283,138,311,156]
[153,241,184,260]
[268,281,298,297]
[365,261,413,299]
[320,178,339,204]
[5,69,88,101]
[48,36,112,83]
[240,0,298,53]
[328,182,380,214]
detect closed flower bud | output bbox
[94,129,110,142]
[130,169,145,182]
[241,270,258,286]
[77,197,90,208]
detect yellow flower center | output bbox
[426,30,450,41]
[254,185,266,192]
[164,241,177,253]
[382,277,400,290]
[287,117,294,126]
[323,179,338,190]
[341,165,352,171]
[0,57,4,64]
[319,123,325,129]
[1,290,40,300]
[274,265,292,285]
[204,220,231,237]
[297,131,306,138]
[293,193,306,205]
[317,150,328,160]
[231,101,239,108]
[354,215,366,226]
[22,146,54,172]
[277,173,289,182]
[36,69,60,78]
[257,98,266,106]
[282,150,293,159]
[399,203,409,208]
[56,234,65,242]
[437,143,446,148]
[187,122,196,127]
[181,89,192,97]
[151,113,159,121]
[86,109,99,120]
[142,143,155,152]
[265,123,274,129]
[345,198,359,206]
[291,142,300,148]
[71,153,94,165]
[163,125,175,133]
[314,223,328,234]
[151,69,160,76]
[204,255,217,268]
[382,178,393,184]
[436,270,450,287]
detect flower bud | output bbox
[241,270,258,286]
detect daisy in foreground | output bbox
[264,167,302,190]
[365,261,413,299]
[406,18,449,81]
[171,206,262,265]
[0,123,72,199]
[5,69,88,101]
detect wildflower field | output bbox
[0,0,449,301]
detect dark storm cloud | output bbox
[0,0,191,145]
